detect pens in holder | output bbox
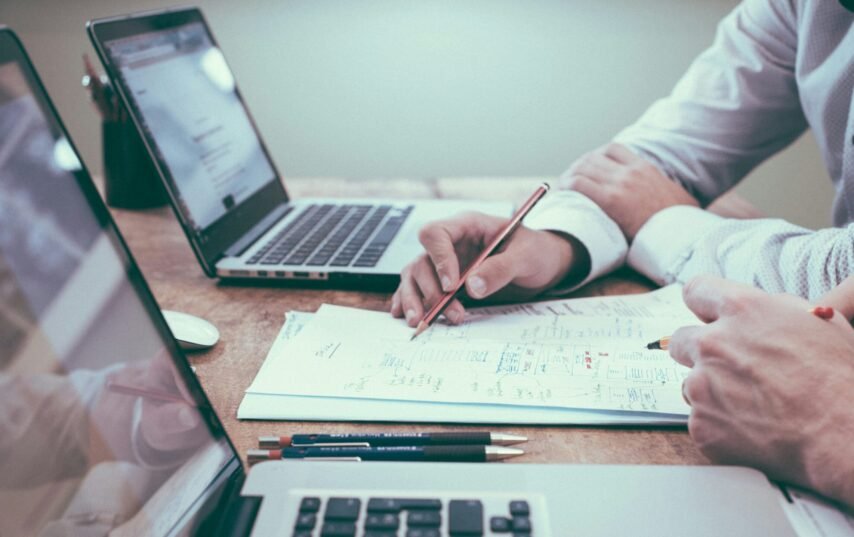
[410,183,551,340]
[645,306,838,351]
[82,54,167,209]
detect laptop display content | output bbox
[90,8,514,284]
[0,30,239,536]
[102,20,277,234]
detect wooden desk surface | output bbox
[110,177,709,467]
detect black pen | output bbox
[247,445,524,464]
[258,432,528,448]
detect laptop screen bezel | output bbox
[87,7,291,276]
[0,26,246,535]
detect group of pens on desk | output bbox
[247,432,528,464]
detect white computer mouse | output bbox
[162,310,220,351]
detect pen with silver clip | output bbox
[258,432,528,448]
[247,445,524,464]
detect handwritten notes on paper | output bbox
[247,286,699,415]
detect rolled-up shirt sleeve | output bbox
[629,206,854,300]
[613,0,808,206]
[523,190,628,294]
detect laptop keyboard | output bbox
[247,204,413,269]
[291,496,534,536]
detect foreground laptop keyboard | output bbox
[291,496,534,536]
[248,204,414,269]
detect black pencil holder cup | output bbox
[102,119,168,209]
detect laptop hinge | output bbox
[215,495,263,537]
[224,204,293,258]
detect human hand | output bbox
[391,212,589,326]
[563,143,699,240]
[135,351,207,454]
[818,274,854,324]
[669,276,854,509]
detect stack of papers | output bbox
[239,286,700,425]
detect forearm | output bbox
[523,190,627,294]
[628,207,854,300]
[614,0,805,204]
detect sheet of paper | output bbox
[469,284,687,319]
[247,287,699,415]
[236,392,687,424]
[239,310,686,424]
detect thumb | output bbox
[418,216,480,291]
[817,274,854,324]
[465,252,519,300]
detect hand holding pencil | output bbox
[655,275,854,508]
[392,183,591,331]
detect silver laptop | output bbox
[86,7,510,287]
[0,26,819,537]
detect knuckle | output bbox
[417,225,441,245]
[694,331,721,357]
[604,142,621,154]
[720,292,755,317]
[687,415,713,451]
[683,373,706,404]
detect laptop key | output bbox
[490,516,512,532]
[512,516,532,532]
[299,497,321,513]
[448,499,483,535]
[408,511,441,527]
[364,513,399,531]
[406,530,440,537]
[366,498,442,513]
[509,501,529,517]
[364,533,397,537]
[325,498,361,521]
[294,513,317,530]
[320,522,356,537]
[292,532,312,537]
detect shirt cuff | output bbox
[628,205,724,285]
[523,190,628,294]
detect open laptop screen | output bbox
[90,9,288,274]
[0,30,237,536]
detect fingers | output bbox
[681,275,760,323]
[603,142,638,164]
[418,214,486,292]
[567,174,604,201]
[464,251,520,300]
[817,274,854,323]
[668,325,704,367]
[392,256,467,326]
[397,263,427,326]
[568,153,622,182]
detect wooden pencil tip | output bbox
[410,321,428,341]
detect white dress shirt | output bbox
[525,0,854,300]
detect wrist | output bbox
[544,231,590,290]
[802,416,854,509]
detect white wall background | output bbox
[0,0,836,228]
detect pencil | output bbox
[646,336,670,351]
[645,306,838,351]
[410,183,550,340]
